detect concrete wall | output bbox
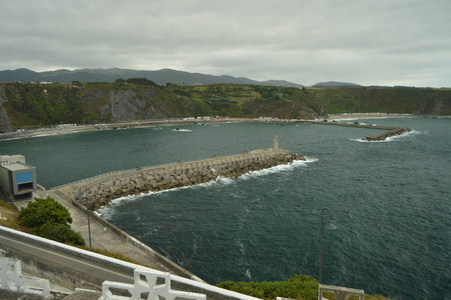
[78,149,305,211]
[0,227,264,300]
[0,226,130,291]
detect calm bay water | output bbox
[1,118,450,299]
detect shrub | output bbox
[19,196,72,229]
[37,223,85,246]
[217,275,319,300]
[18,196,85,246]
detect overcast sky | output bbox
[1,0,450,87]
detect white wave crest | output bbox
[97,158,317,217]
[351,129,421,143]
[239,158,317,180]
[245,269,252,280]
[172,129,193,132]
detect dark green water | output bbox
[1,118,450,299]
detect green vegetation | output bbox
[0,199,147,267]
[5,83,83,127]
[0,199,23,230]
[18,196,85,246]
[2,80,450,131]
[217,275,396,300]
[217,275,318,300]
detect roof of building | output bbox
[0,162,34,172]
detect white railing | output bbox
[100,269,206,300]
[0,258,50,298]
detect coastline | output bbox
[2,114,448,141]
[0,114,415,141]
[0,118,244,141]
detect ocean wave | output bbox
[0,137,21,141]
[245,269,252,281]
[172,128,193,132]
[239,158,317,180]
[97,158,317,217]
[31,131,82,138]
[98,175,235,217]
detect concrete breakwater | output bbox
[365,127,411,141]
[77,149,305,211]
[310,120,412,141]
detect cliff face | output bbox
[418,95,451,115]
[0,85,13,133]
[0,82,211,132]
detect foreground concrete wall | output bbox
[0,226,131,291]
[0,227,265,300]
[78,149,305,211]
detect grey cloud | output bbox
[0,0,450,87]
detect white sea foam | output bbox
[97,157,317,216]
[172,128,193,132]
[245,269,252,280]
[351,129,421,143]
[239,158,317,180]
[32,131,79,137]
[98,175,234,216]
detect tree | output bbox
[19,196,72,229]
[18,196,85,246]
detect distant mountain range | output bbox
[311,81,361,88]
[0,68,363,88]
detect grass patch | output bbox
[217,275,396,300]
[0,200,24,230]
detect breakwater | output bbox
[75,148,305,211]
[310,120,412,141]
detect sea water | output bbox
[1,118,450,299]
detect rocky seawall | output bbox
[72,149,305,211]
[310,120,412,141]
[365,127,412,141]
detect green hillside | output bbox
[1,79,450,132]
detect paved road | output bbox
[0,229,134,284]
[25,188,172,273]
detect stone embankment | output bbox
[78,149,305,211]
[365,127,411,141]
[311,120,412,141]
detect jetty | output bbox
[50,133,304,211]
[73,150,304,211]
[16,133,303,282]
[309,120,411,141]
